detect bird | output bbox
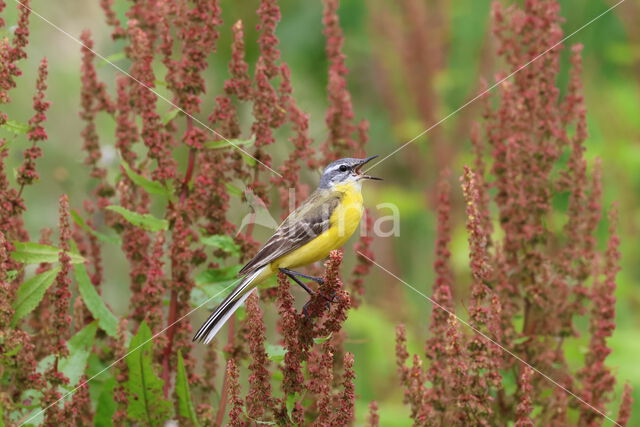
[193,155,382,344]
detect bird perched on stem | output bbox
[194,155,382,344]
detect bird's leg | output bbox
[279,268,337,309]
[280,268,324,285]
[279,268,316,297]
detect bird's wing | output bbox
[238,189,342,276]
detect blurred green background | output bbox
[2,0,639,424]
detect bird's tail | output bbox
[193,265,267,344]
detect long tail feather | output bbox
[193,266,266,344]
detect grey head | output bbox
[318,155,382,189]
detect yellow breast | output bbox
[272,182,363,270]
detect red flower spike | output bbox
[79,31,115,203]
[578,207,620,424]
[226,20,252,100]
[225,358,246,426]
[331,351,356,425]
[350,208,374,307]
[368,401,380,426]
[424,171,455,407]
[17,59,49,188]
[616,384,634,426]
[321,0,361,161]
[52,194,72,358]
[256,0,282,79]
[273,63,316,213]
[11,0,30,62]
[245,292,274,420]
[515,367,534,427]
[112,319,129,425]
[276,272,305,395]
[100,0,126,39]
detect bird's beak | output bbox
[355,155,383,181]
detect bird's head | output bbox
[319,155,382,189]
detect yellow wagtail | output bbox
[193,155,382,344]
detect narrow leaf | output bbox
[98,51,126,68]
[313,333,333,344]
[11,242,85,264]
[126,322,171,425]
[286,393,300,420]
[0,119,30,135]
[107,205,168,232]
[240,151,257,167]
[12,267,61,325]
[205,136,255,150]
[75,263,118,337]
[200,234,241,256]
[161,108,181,125]
[176,351,200,426]
[3,343,22,358]
[120,162,171,196]
[71,210,121,245]
[225,183,243,197]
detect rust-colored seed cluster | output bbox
[0,0,370,424]
[0,0,632,425]
[395,0,632,425]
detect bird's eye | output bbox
[339,165,348,172]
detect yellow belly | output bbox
[270,182,363,271]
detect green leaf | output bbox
[205,135,255,150]
[200,235,241,256]
[285,392,300,421]
[225,183,243,197]
[240,151,257,167]
[161,108,181,125]
[191,266,240,308]
[12,268,61,325]
[190,283,232,309]
[75,263,118,337]
[175,351,200,426]
[6,269,17,281]
[107,205,168,232]
[235,305,246,321]
[13,390,44,425]
[195,265,241,286]
[266,344,286,363]
[71,210,121,245]
[190,276,239,310]
[94,377,117,427]
[126,322,171,426]
[59,323,98,387]
[257,275,278,290]
[3,343,23,358]
[120,162,171,197]
[11,242,85,265]
[313,333,333,345]
[0,119,30,135]
[98,51,126,68]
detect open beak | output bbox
[355,155,383,181]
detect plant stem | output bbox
[162,289,179,398]
[180,116,197,204]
